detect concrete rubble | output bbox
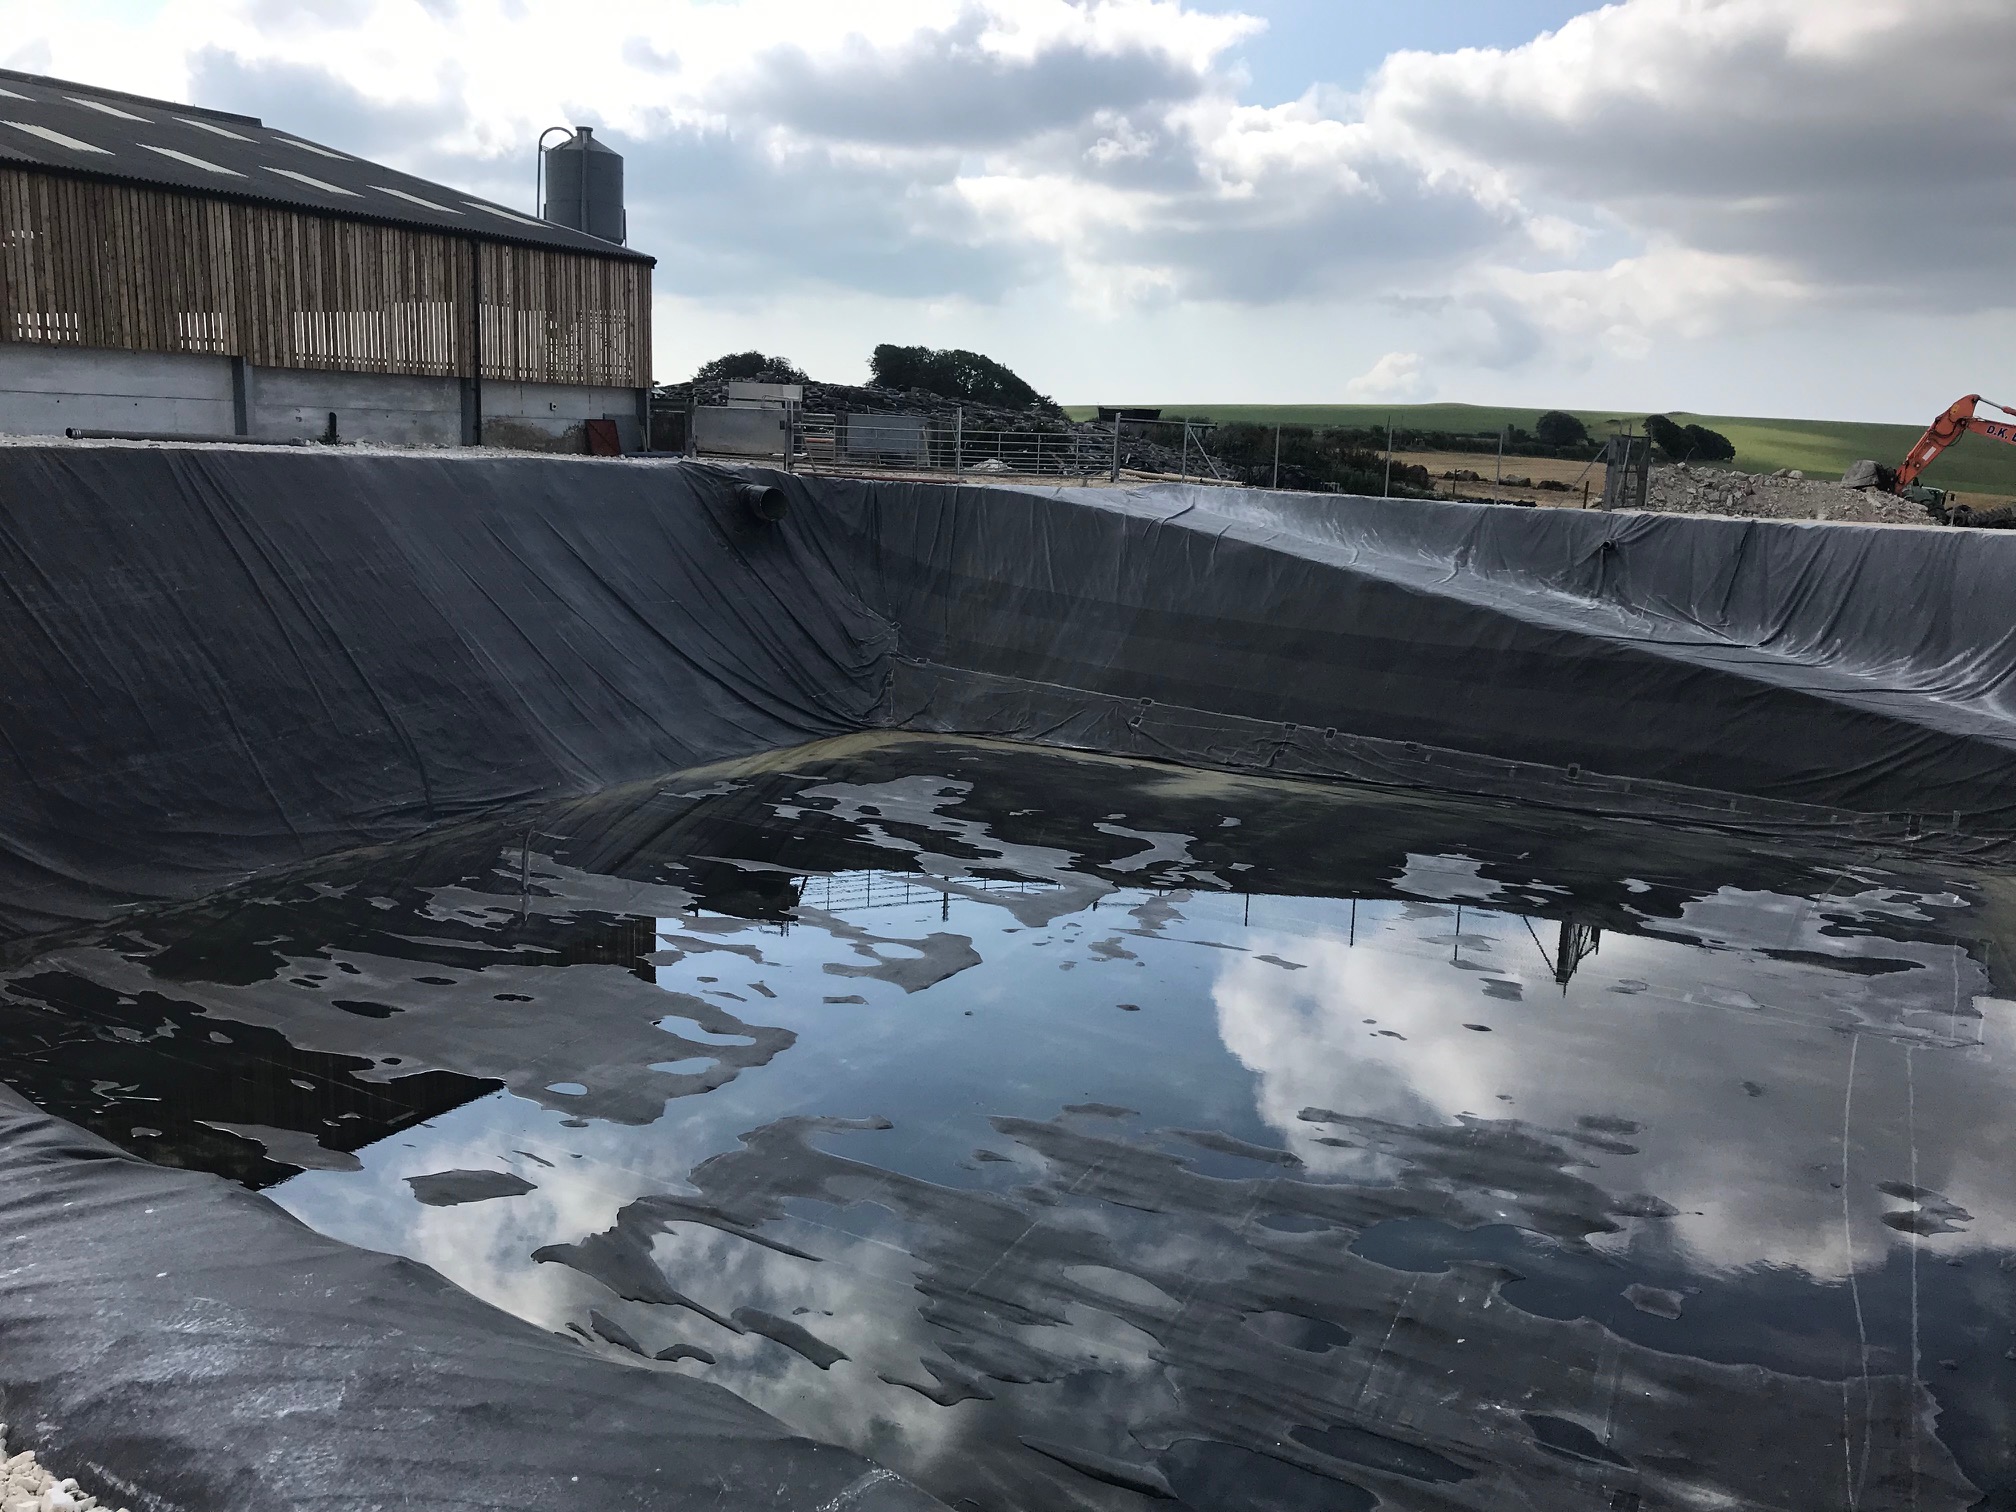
[1635,462,1938,525]
[0,1429,130,1512]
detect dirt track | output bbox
[1401,449,1601,506]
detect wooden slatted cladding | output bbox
[478,240,644,387]
[0,167,649,387]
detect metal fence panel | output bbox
[693,405,789,459]
[713,409,1146,481]
[843,413,928,463]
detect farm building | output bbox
[0,69,652,449]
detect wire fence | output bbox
[680,403,1620,506]
[797,412,1119,479]
[796,869,1059,915]
[686,404,1236,483]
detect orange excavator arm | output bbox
[1898,394,2016,488]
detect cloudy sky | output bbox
[2,0,2009,420]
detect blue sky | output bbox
[1219,0,1597,96]
[0,0,2009,422]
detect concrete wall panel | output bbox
[485,381,642,422]
[0,344,235,436]
[481,382,644,453]
[248,367,463,447]
[0,344,642,451]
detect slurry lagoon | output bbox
[5,737,2010,1511]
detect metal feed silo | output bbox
[541,126,626,245]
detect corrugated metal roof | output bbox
[0,69,650,263]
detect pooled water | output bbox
[3,737,2011,1511]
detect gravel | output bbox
[1636,463,1940,525]
[0,1428,131,1512]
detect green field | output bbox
[1062,402,2016,498]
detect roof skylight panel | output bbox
[178,117,252,141]
[3,121,109,153]
[266,166,360,196]
[272,135,348,160]
[67,97,149,121]
[142,144,244,176]
[374,185,458,213]
[463,201,543,227]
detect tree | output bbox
[1682,423,1735,463]
[869,343,1053,410]
[1535,410,1589,448]
[1644,413,1693,460]
[1645,414,1735,463]
[692,351,809,385]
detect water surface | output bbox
[3,737,2011,1511]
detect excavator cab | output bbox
[1900,483,1949,516]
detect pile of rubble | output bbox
[1638,463,1938,525]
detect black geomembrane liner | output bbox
[1,442,2014,1509]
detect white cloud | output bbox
[1369,0,2016,311]
[0,0,2002,409]
[1344,350,1429,402]
[1460,245,1815,365]
[1211,897,2016,1281]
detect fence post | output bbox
[954,407,963,477]
[1180,422,1190,482]
[1110,419,1121,483]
